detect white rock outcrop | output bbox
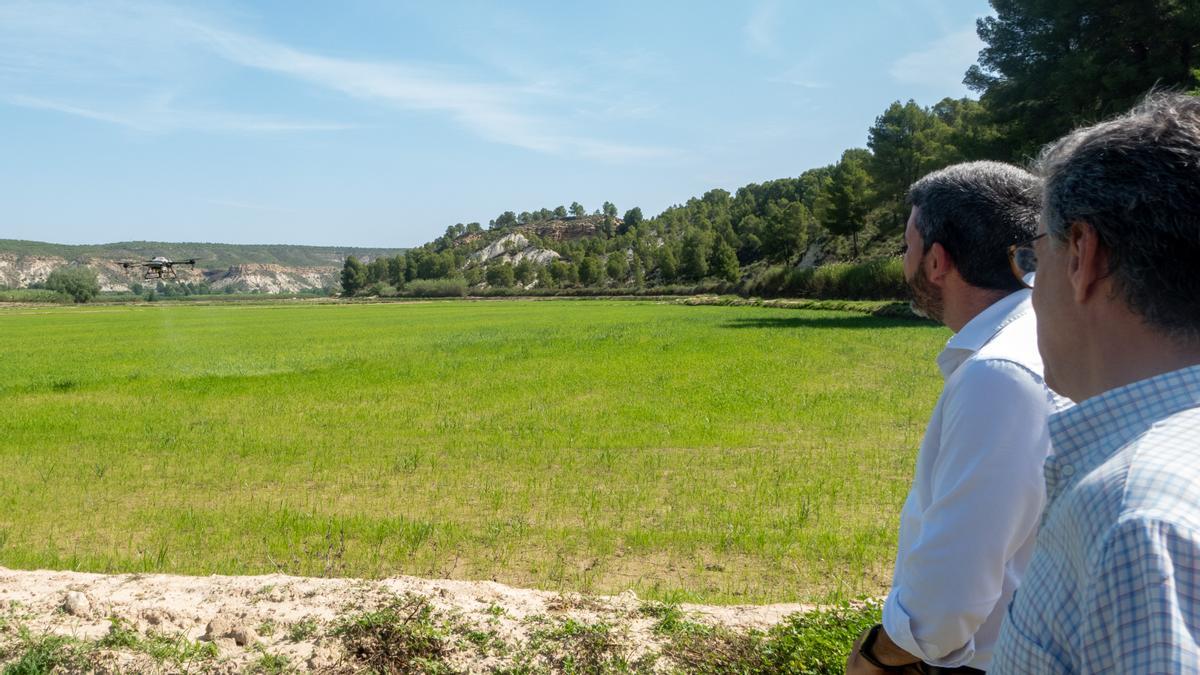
[471,233,560,267]
[207,264,336,294]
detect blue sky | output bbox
[0,1,992,248]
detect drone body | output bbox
[119,256,198,279]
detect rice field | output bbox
[0,299,947,604]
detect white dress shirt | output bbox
[881,289,1056,670]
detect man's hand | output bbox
[846,628,889,675]
[845,625,924,675]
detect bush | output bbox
[403,278,468,298]
[485,263,515,288]
[43,266,101,303]
[365,282,398,297]
[332,595,448,672]
[0,289,72,304]
[743,258,906,300]
[810,259,906,300]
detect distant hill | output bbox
[0,239,410,294]
[0,240,406,269]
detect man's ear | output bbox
[924,242,954,286]
[1067,221,1108,303]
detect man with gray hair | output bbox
[992,93,1200,672]
[846,162,1056,674]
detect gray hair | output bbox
[1037,92,1200,345]
[907,161,1041,291]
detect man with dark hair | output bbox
[847,162,1057,674]
[992,93,1200,673]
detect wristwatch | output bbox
[859,623,920,672]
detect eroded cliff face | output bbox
[0,254,337,294]
[0,255,67,289]
[205,264,337,293]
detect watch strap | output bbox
[859,623,922,672]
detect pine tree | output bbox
[340,257,367,296]
[711,240,740,282]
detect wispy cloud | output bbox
[189,24,554,151]
[0,1,670,159]
[7,93,353,134]
[890,23,983,92]
[187,24,671,158]
[744,1,781,54]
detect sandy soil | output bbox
[0,567,813,673]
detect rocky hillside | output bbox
[516,216,612,242]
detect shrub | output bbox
[365,282,398,297]
[43,266,101,303]
[404,278,468,298]
[743,258,906,300]
[0,289,72,304]
[332,594,449,673]
[485,263,516,288]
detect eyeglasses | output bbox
[1007,232,1047,288]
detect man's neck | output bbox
[943,285,1010,334]
[1073,320,1200,401]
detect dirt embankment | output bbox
[0,568,812,673]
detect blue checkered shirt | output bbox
[992,364,1200,673]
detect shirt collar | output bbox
[936,289,1033,379]
[1045,364,1200,500]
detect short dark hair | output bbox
[1038,92,1200,345]
[907,161,1041,292]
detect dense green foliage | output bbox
[0,300,946,604]
[340,256,368,295]
[42,267,100,303]
[967,0,1200,160]
[741,259,908,301]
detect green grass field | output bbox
[0,300,947,604]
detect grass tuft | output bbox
[97,617,218,665]
[1,629,90,675]
[285,617,319,643]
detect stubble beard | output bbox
[908,265,945,324]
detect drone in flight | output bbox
[119,256,199,279]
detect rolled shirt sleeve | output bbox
[883,359,1051,666]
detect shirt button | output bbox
[1060,464,1075,477]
